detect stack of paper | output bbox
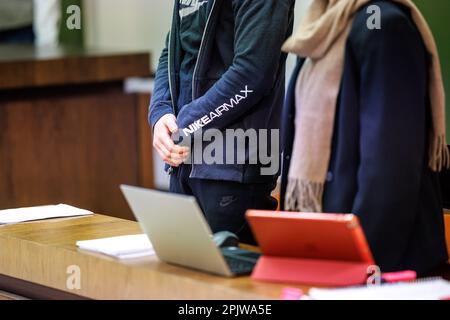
[76,234,155,260]
[0,204,93,225]
[309,278,450,300]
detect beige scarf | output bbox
[283,0,449,212]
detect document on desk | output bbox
[76,234,155,260]
[0,204,93,225]
[309,278,450,300]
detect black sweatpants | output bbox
[169,164,278,245]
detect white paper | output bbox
[309,278,450,300]
[76,234,155,260]
[0,204,93,225]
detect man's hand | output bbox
[153,114,189,167]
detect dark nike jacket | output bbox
[149,0,295,183]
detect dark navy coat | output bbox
[281,0,448,274]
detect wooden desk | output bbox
[0,45,154,220]
[0,215,308,300]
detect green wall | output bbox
[59,0,84,47]
[414,0,450,141]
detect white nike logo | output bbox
[179,0,208,19]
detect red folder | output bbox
[246,211,375,287]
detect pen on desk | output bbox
[381,270,417,284]
[280,288,304,300]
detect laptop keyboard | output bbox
[221,248,260,275]
[223,256,257,275]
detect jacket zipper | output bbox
[168,28,175,114]
[189,0,217,178]
[167,1,179,176]
[167,27,175,176]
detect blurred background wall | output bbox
[83,0,170,69]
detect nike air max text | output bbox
[182,86,254,137]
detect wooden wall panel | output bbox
[136,93,154,189]
[0,84,152,220]
[0,46,151,90]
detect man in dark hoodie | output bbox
[149,0,295,244]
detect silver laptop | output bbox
[120,185,259,277]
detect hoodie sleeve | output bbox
[148,32,175,129]
[176,0,293,137]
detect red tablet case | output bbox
[246,211,375,287]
